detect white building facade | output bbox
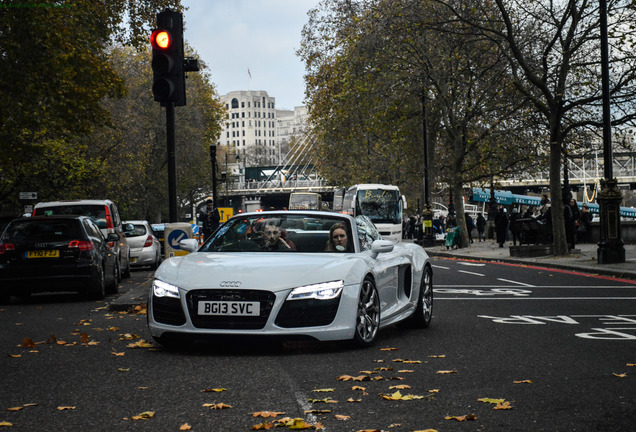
[218,90,279,167]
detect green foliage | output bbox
[299,0,538,211]
[0,0,225,221]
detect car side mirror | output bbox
[106,233,119,243]
[180,239,199,252]
[370,239,394,259]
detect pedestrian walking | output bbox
[509,208,522,246]
[198,199,220,241]
[465,212,475,243]
[476,213,486,242]
[578,204,593,243]
[494,206,509,248]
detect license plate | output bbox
[26,250,59,258]
[197,301,260,316]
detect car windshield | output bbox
[199,214,353,253]
[2,219,82,241]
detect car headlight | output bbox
[152,279,180,298]
[287,280,344,301]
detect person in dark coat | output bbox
[509,208,522,246]
[476,213,486,242]
[569,199,580,245]
[198,199,221,241]
[578,204,593,243]
[494,207,509,248]
[464,212,475,243]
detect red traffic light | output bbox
[151,29,172,50]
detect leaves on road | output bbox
[130,411,154,420]
[379,390,425,401]
[445,414,477,421]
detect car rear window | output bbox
[2,220,82,241]
[34,205,106,226]
[129,224,147,237]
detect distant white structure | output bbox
[276,106,309,165]
[218,90,308,167]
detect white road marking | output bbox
[497,278,535,287]
[458,262,486,267]
[437,297,636,300]
[432,264,450,270]
[435,285,635,289]
[458,270,485,277]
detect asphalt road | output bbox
[1,258,635,431]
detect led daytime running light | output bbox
[153,279,180,298]
[288,280,344,301]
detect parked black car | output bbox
[0,216,118,303]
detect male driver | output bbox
[261,222,291,251]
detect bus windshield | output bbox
[355,189,401,224]
[289,193,322,210]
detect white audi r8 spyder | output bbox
[147,211,433,347]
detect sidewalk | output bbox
[419,239,636,280]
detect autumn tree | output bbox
[0,0,181,213]
[434,0,636,254]
[299,0,538,246]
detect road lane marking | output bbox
[458,270,485,277]
[436,285,636,289]
[432,264,450,270]
[497,278,535,287]
[437,297,636,300]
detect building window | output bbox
[241,102,245,108]
[231,98,239,109]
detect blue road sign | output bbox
[167,229,188,249]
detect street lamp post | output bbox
[597,0,625,263]
[420,90,435,246]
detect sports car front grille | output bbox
[152,296,187,326]
[186,289,276,329]
[275,297,340,328]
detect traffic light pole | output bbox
[166,102,178,223]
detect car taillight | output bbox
[104,207,114,229]
[144,236,154,247]
[68,240,94,251]
[0,243,15,254]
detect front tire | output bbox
[106,260,119,295]
[352,277,380,347]
[408,265,433,328]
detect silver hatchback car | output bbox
[123,220,162,270]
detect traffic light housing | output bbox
[151,10,185,106]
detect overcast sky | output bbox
[181,0,321,110]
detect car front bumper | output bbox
[147,285,360,342]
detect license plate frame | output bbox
[197,301,260,316]
[26,250,60,258]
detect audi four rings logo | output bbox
[220,281,242,287]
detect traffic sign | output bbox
[167,229,187,250]
[218,207,234,222]
[19,192,37,200]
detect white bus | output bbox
[289,192,323,210]
[340,184,406,241]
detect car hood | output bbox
[155,252,361,292]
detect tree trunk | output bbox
[549,138,569,256]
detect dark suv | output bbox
[33,200,131,280]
